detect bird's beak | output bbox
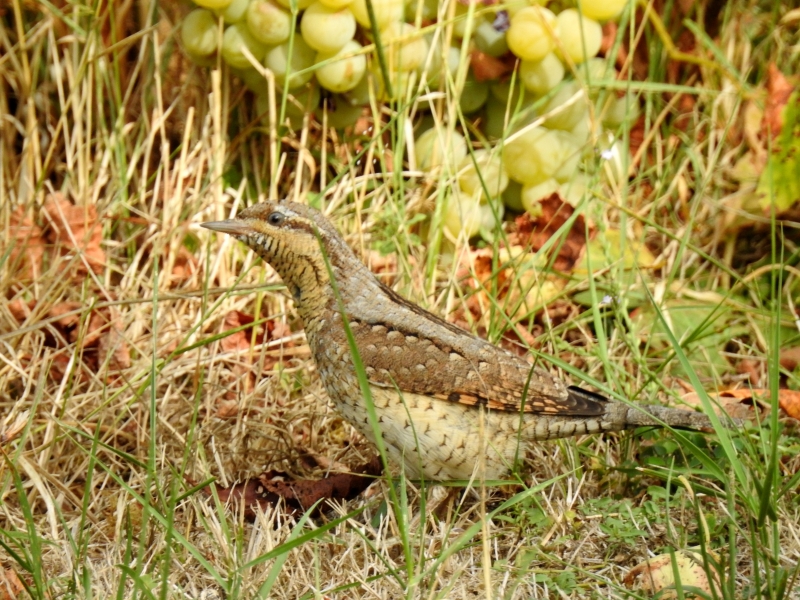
[200,220,255,236]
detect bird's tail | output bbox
[620,404,736,431]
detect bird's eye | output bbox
[267,211,285,226]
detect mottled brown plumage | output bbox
[202,200,724,480]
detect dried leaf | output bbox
[680,389,759,422]
[763,63,794,139]
[470,49,513,82]
[0,568,25,600]
[8,207,45,281]
[509,194,593,273]
[42,192,105,275]
[91,308,131,374]
[625,549,719,599]
[780,346,800,371]
[206,456,383,519]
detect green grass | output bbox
[2,0,800,597]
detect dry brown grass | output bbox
[2,0,799,598]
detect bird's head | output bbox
[201,200,359,300]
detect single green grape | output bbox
[264,35,316,88]
[556,9,602,64]
[503,126,563,184]
[222,22,269,68]
[216,0,249,23]
[542,81,588,131]
[507,6,557,62]
[315,40,367,92]
[246,0,292,46]
[349,0,404,29]
[300,2,356,53]
[182,9,219,58]
[578,0,627,22]
[518,53,564,96]
[382,21,428,72]
[415,128,467,173]
[458,149,509,201]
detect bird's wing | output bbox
[345,311,607,417]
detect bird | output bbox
[202,199,726,481]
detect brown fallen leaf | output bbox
[681,388,800,421]
[42,192,105,275]
[0,568,25,600]
[457,245,564,323]
[205,456,383,519]
[681,389,761,422]
[470,49,514,82]
[779,346,800,371]
[8,301,130,379]
[8,206,45,282]
[763,63,795,139]
[508,194,593,272]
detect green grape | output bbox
[601,93,639,128]
[542,81,588,131]
[502,180,525,211]
[460,73,489,114]
[420,40,459,87]
[443,190,503,240]
[342,73,372,105]
[383,22,428,72]
[315,95,363,129]
[473,19,508,57]
[578,0,627,22]
[521,178,560,214]
[518,53,564,96]
[458,149,509,201]
[556,9,601,64]
[505,0,549,18]
[552,131,581,183]
[257,83,321,129]
[222,22,269,68]
[483,94,510,140]
[300,2,356,53]
[319,0,353,8]
[559,173,590,205]
[274,0,315,8]
[182,9,219,58]
[484,90,537,140]
[374,68,417,101]
[413,0,439,21]
[415,128,467,173]
[264,35,316,88]
[216,0,249,23]
[194,0,233,10]
[503,126,563,184]
[576,57,616,86]
[443,188,483,240]
[246,0,292,45]
[315,40,367,92]
[568,115,592,145]
[452,4,485,39]
[506,6,557,62]
[235,67,268,93]
[350,0,404,29]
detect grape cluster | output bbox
[181,0,635,234]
